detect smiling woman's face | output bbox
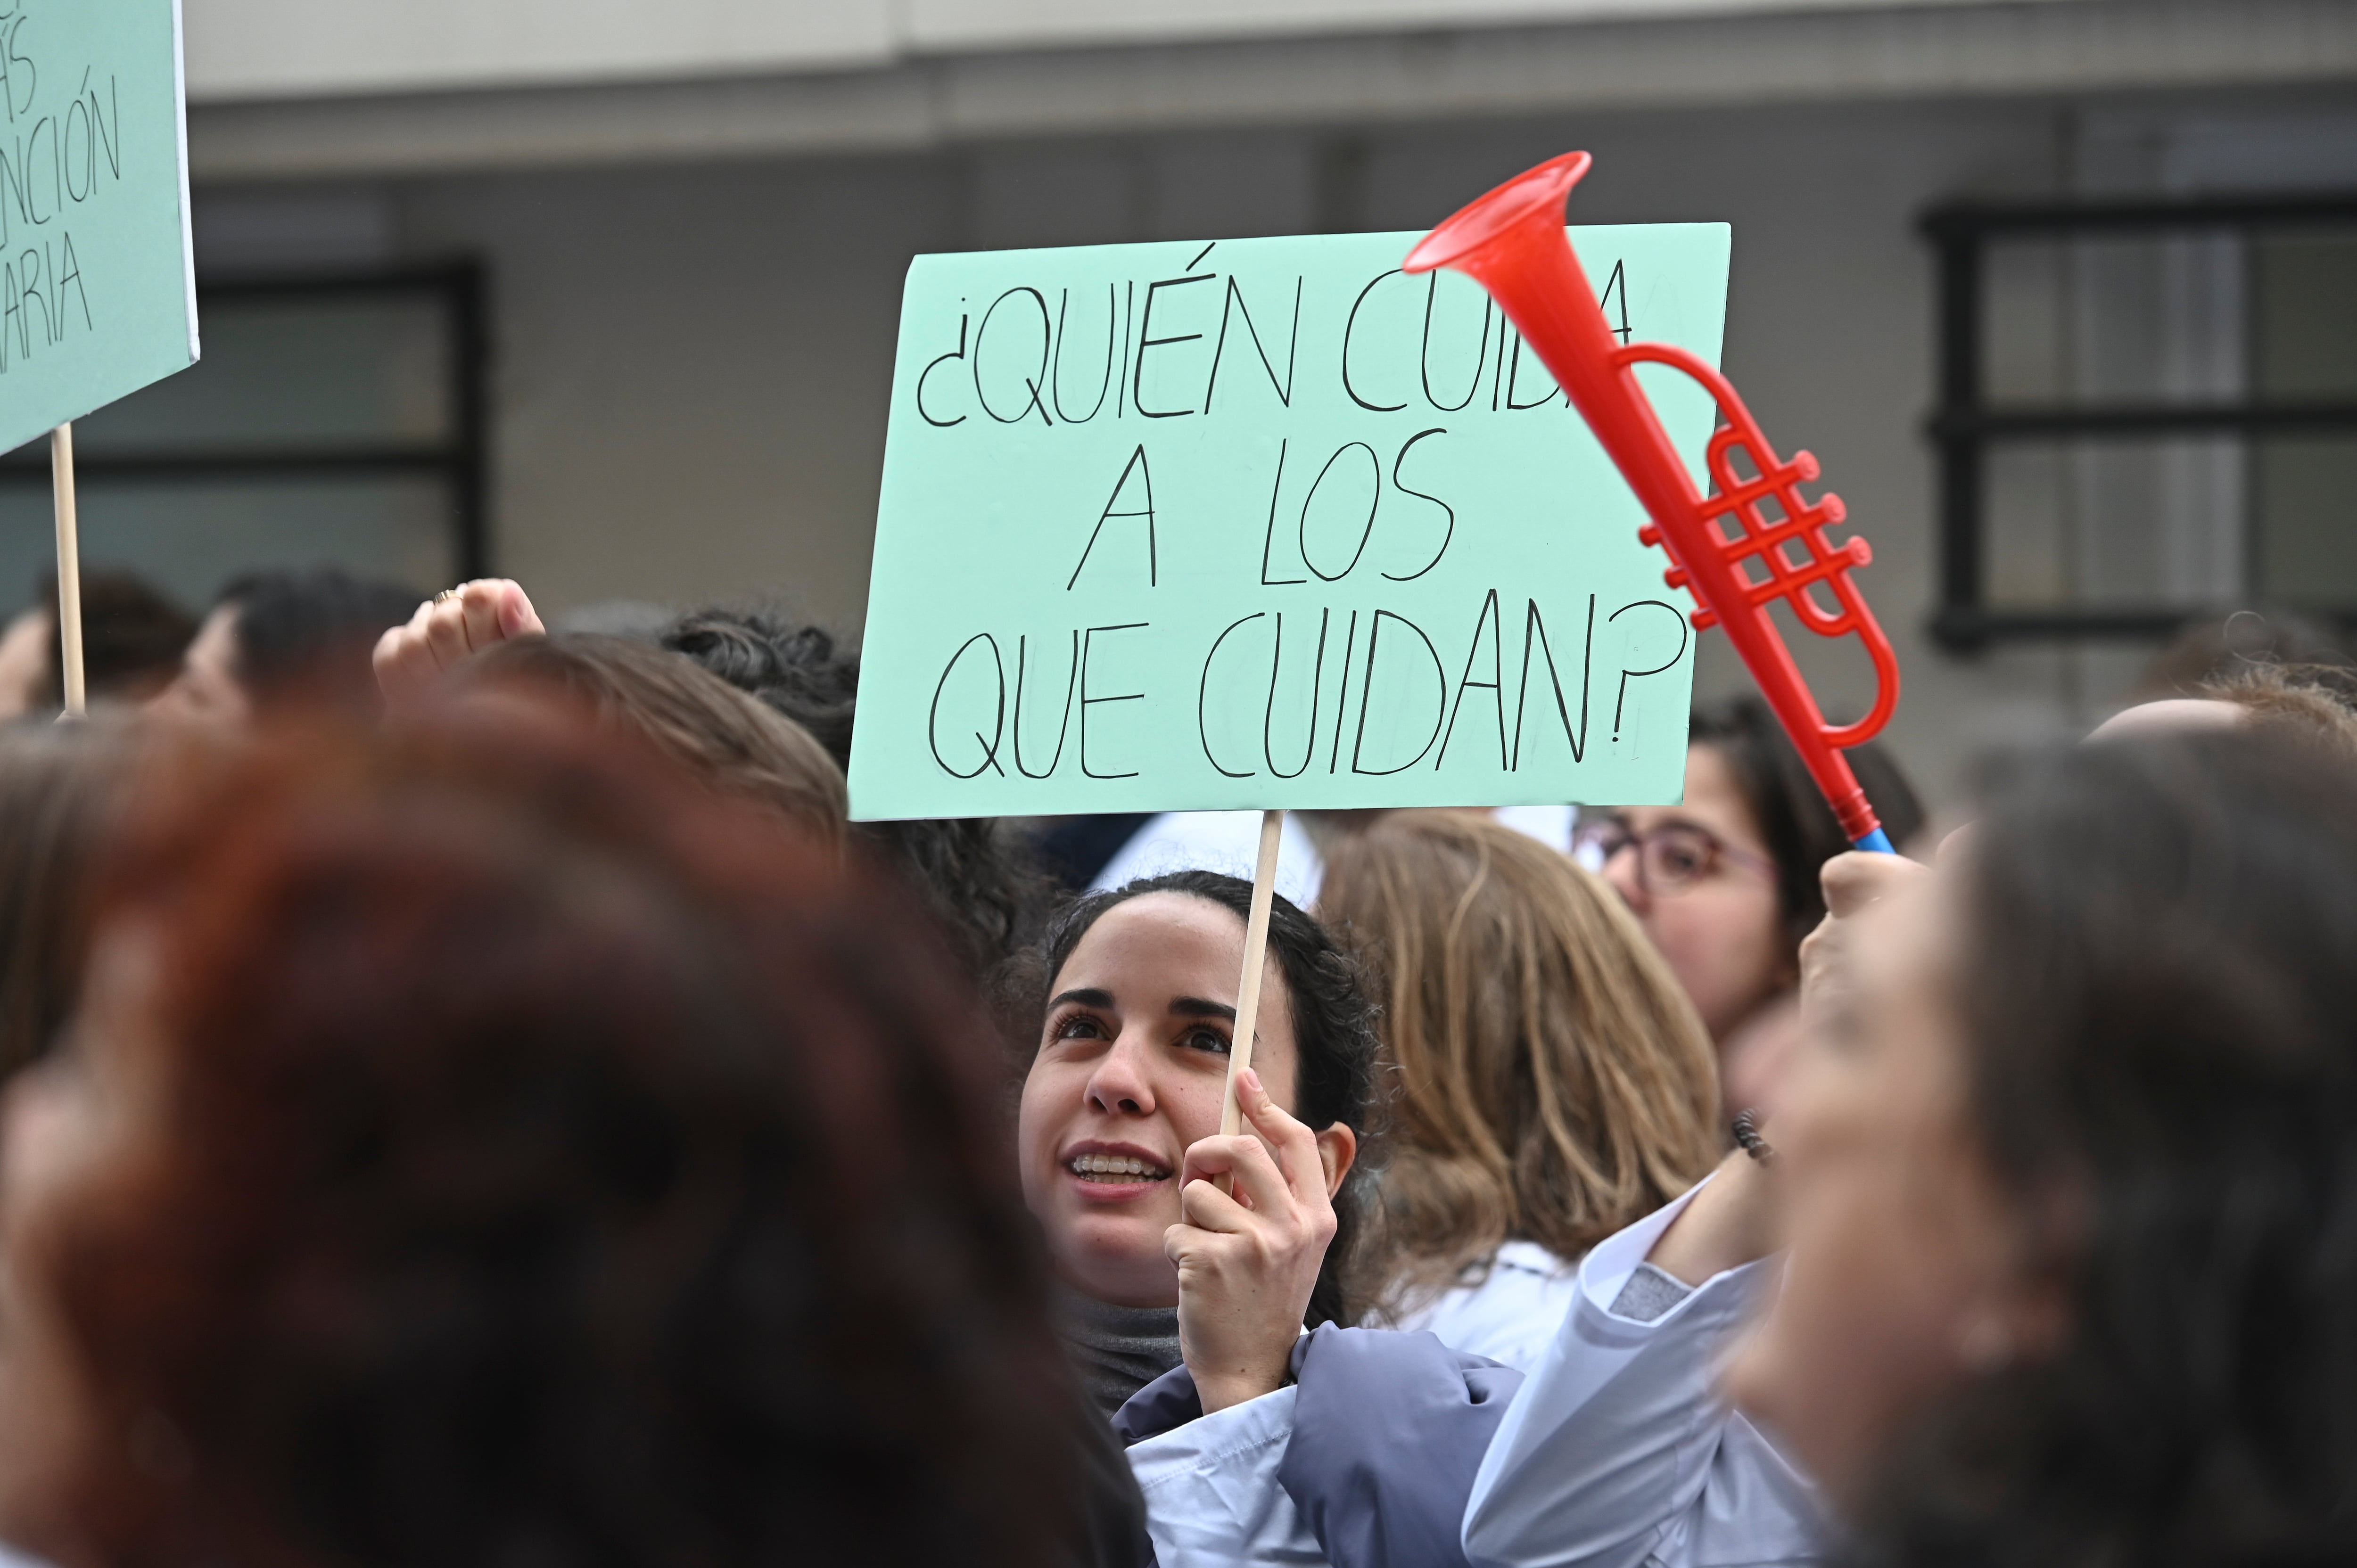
[1017,893,1300,1309]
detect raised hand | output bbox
[372,579,546,709]
[1164,1067,1339,1413]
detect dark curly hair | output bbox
[662,608,1044,978]
[1689,693,1924,953]
[1852,728,2357,1567]
[1018,870,1381,1329]
[35,713,1104,1568]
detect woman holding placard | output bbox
[1012,870,1377,1418]
[1020,873,1544,1568]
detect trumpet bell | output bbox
[1403,151,1593,276]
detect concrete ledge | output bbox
[188,0,2357,181]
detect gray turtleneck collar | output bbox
[1057,1287,1183,1417]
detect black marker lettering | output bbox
[1350,610,1446,776]
[1264,608,1329,780]
[1608,599,1689,740]
[57,229,87,333]
[1133,271,1215,418]
[63,80,88,203]
[926,633,1005,779]
[1420,277,1489,413]
[1327,610,1359,774]
[1066,445,1158,591]
[1080,622,1149,779]
[1382,429,1454,582]
[1013,630,1079,779]
[1117,281,1132,418]
[6,19,33,123]
[1203,275,1302,413]
[15,244,42,349]
[1198,613,1264,779]
[1513,595,1596,768]
[1299,442,1381,583]
[1258,439,1304,585]
[1341,270,1407,413]
[1051,285,1116,424]
[89,77,118,181]
[974,287,1053,426]
[916,314,969,427]
[23,115,51,225]
[1434,589,1505,772]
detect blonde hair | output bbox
[1318,812,1722,1316]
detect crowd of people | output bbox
[0,562,2353,1568]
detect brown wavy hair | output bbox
[29,712,1087,1568]
[453,633,847,846]
[1319,813,1722,1313]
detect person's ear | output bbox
[1313,1123,1357,1198]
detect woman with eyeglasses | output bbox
[1573,694,1922,1121]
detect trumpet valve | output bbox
[1689,605,1719,631]
[1637,523,1663,548]
[1817,491,1849,526]
[1663,565,1690,591]
[1791,450,1821,483]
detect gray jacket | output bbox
[1114,1324,1523,1568]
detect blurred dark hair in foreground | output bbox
[1862,725,2357,1565]
[7,711,1096,1568]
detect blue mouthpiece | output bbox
[1851,827,1895,855]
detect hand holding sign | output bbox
[854,221,1733,1263]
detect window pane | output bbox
[1984,435,2245,611]
[2253,433,2357,606]
[0,474,456,613]
[1981,234,2247,408]
[65,294,453,454]
[2252,234,2357,401]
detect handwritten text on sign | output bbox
[848,227,1729,821]
[0,0,195,455]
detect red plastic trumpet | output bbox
[1405,151,1900,852]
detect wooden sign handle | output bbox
[50,424,84,718]
[1218,809,1286,1142]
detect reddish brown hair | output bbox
[37,712,1080,1568]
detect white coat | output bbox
[1460,1179,1827,1568]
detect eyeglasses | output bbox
[1572,816,1774,895]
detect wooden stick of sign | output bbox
[1218,809,1286,1142]
[50,424,85,717]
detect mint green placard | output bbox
[849,225,1728,821]
[0,0,197,455]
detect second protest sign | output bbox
[850,224,1729,821]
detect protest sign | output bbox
[0,0,198,456]
[849,225,1728,822]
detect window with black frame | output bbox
[0,265,486,616]
[1922,196,2357,649]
